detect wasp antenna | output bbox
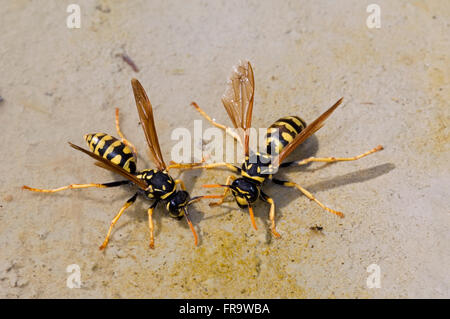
[202,184,229,188]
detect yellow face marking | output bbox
[111,154,122,165]
[236,196,248,206]
[236,187,249,194]
[162,185,166,191]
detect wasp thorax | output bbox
[139,169,176,199]
[231,178,260,207]
[166,190,189,219]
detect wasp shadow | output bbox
[266,163,395,216]
[280,134,320,167]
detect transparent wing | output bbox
[221,60,255,156]
[131,78,166,170]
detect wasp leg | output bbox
[167,161,203,171]
[115,107,138,157]
[183,208,199,246]
[272,178,344,218]
[191,102,242,143]
[22,180,130,193]
[280,145,383,168]
[205,175,236,207]
[168,161,241,174]
[99,193,138,250]
[203,175,257,230]
[247,205,258,231]
[174,179,186,191]
[260,192,281,238]
[147,201,158,249]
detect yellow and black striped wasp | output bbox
[171,61,383,237]
[23,79,214,249]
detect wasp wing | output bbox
[68,142,148,189]
[221,60,255,156]
[275,98,344,165]
[131,78,166,171]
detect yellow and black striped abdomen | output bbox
[265,116,306,155]
[84,133,137,174]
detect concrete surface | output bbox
[0,0,448,298]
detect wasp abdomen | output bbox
[266,116,306,155]
[84,133,137,173]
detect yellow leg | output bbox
[191,102,242,143]
[168,161,241,174]
[282,145,383,167]
[273,179,344,218]
[22,180,129,193]
[248,205,258,231]
[264,197,281,238]
[147,206,155,249]
[115,107,138,156]
[206,175,236,206]
[174,179,186,191]
[99,193,138,250]
[184,212,199,247]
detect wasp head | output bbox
[165,190,201,246]
[229,178,260,208]
[166,190,190,219]
[166,190,204,219]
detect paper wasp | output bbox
[23,79,215,249]
[171,61,383,237]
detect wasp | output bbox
[23,79,215,249]
[170,61,383,237]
